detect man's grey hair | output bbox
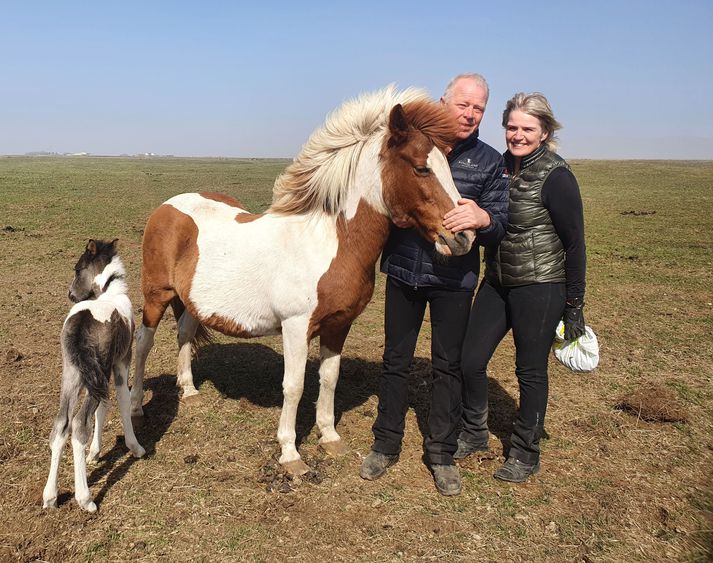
[442,73,490,102]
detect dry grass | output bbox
[1,157,712,562]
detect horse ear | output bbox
[387,104,410,147]
[86,239,98,256]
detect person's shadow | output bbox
[408,360,519,457]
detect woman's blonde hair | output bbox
[502,92,562,152]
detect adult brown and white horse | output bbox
[130,86,475,474]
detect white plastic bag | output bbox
[552,321,599,372]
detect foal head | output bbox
[380,102,474,257]
[69,239,120,302]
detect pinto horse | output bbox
[130,86,474,474]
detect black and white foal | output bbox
[43,239,145,512]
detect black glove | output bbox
[563,297,586,341]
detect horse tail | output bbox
[169,296,213,349]
[62,310,111,403]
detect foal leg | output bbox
[316,329,350,456]
[71,395,101,512]
[131,324,156,418]
[115,358,146,458]
[176,311,200,398]
[43,371,81,509]
[277,316,311,475]
[86,400,108,464]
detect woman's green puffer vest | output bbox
[486,147,568,287]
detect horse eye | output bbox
[414,166,431,177]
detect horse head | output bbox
[69,239,120,302]
[380,103,475,257]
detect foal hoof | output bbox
[320,439,349,457]
[282,459,311,476]
[78,499,97,513]
[130,444,146,458]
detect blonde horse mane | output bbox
[270,85,453,216]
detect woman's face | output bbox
[506,109,548,158]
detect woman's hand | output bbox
[563,298,586,340]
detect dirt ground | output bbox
[1,157,711,562]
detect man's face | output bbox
[441,79,488,140]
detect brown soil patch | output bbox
[617,385,689,423]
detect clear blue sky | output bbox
[2,1,711,159]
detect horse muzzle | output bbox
[435,229,475,257]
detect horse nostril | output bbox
[455,231,469,246]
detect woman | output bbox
[451,92,587,482]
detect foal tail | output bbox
[169,297,213,349]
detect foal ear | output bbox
[110,238,120,253]
[387,104,410,147]
[86,239,98,256]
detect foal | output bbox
[42,239,145,513]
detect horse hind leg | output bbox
[176,310,200,399]
[71,394,102,512]
[43,367,81,509]
[86,400,108,464]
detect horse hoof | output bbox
[320,439,349,457]
[78,499,97,513]
[42,497,57,509]
[282,459,311,476]
[130,445,146,458]
[181,392,202,405]
[86,453,99,465]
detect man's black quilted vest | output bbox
[486,147,568,287]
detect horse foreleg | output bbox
[316,331,350,457]
[86,400,108,464]
[277,317,311,475]
[131,325,156,418]
[176,311,200,398]
[114,359,145,458]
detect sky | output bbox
[1,1,711,160]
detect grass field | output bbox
[1,156,711,562]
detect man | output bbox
[360,73,509,495]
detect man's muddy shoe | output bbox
[493,457,540,483]
[430,464,462,496]
[453,438,490,460]
[360,450,399,481]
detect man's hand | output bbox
[563,298,586,341]
[443,198,491,232]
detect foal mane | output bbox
[269,85,457,216]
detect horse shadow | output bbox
[83,345,523,502]
[87,374,179,506]
[190,342,382,447]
